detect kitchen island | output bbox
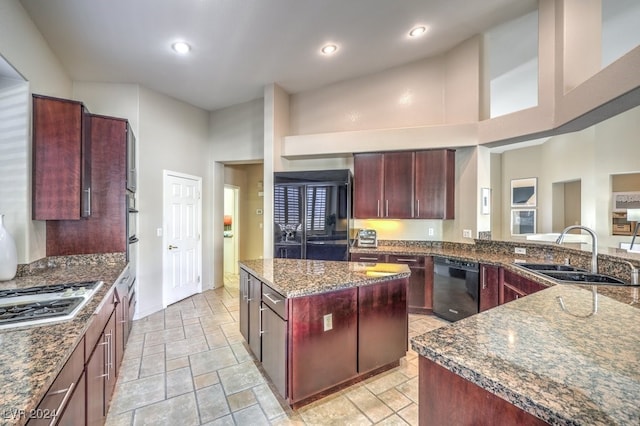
[239,258,410,407]
[411,284,640,425]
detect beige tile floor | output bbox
[105,275,448,425]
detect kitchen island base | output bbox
[239,259,410,408]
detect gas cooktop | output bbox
[0,281,102,330]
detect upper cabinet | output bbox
[353,149,455,219]
[32,95,91,220]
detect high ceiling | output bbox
[19,0,537,111]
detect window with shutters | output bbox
[274,186,300,225]
[307,186,328,232]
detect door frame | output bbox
[162,170,203,308]
[224,184,240,275]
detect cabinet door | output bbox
[414,150,455,219]
[32,95,89,220]
[248,275,262,360]
[387,255,429,313]
[501,283,525,304]
[239,269,250,343]
[353,153,384,218]
[383,151,414,218]
[289,288,358,403]
[358,278,408,373]
[500,270,546,305]
[86,333,106,426]
[261,304,287,398]
[56,372,86,426]
[45,114,127,256]
[104,314,117,408]
[479,265,500,312]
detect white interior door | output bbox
[163,171,202,307]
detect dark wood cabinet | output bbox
[383,151,415,218]
[479,264,500,312]
[500,269,547,305]
[239,269,250,343]
[358,278,407,373]
[353,153,384,218]
[387,254,433,314]
[248,274,262,360]
[27,337,85,426]
[32,95,91,220]
[289,287,358,403]
[261,283,287,398]
[46,114,127,256]
[353,149,455,219]
[414,149,455,219]
[419,357,547,426]
[87,312,116,426]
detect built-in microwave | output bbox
[126,123,137,193]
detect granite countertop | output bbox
[411,285,640,425]
[0,256,127,426]
[239,258,410,298]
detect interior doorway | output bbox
[224,185,240,276]
[552,180,581,232]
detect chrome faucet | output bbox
[555,225,599,317]
[556,225,598,273]
[622,261,639,305]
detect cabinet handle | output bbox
[416,199,420,217]
[46,381,75,426]
[396,258,417,263]
[482,268,487,290]
[385,200,389,217]
[377,200,380,217]
[84,187,91,216]
[358,257,379,261]
[263,293,281,304]
[259,306,265,335]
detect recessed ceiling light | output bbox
[172,41,191,54]
[408,26,427,38]
[321,44,338,55]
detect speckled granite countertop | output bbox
[239,258,410,298]
[0,254,127,426]
[411,285,640,425]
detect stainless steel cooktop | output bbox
[0,281,102,330]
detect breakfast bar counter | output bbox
[411,284,640,425]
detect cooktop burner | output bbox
[0,281,102,330]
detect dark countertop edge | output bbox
[239,261,410,299]
[3,261,128,426]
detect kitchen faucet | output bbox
[622,261,639,305]
[555,225,599,317]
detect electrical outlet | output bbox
[463,229,472,238]
[256,208,263,215]
[514,247,527,255]
[323,313,333,331]
[428,228,434,236]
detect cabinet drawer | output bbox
[262,283,287,320]
[350,252,386,263]
[28,337,85,425]
[613,224,632,233]
[387,254,425,268]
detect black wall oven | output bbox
[433,257,479,322]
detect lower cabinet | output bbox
[261,303,287,398]
[87,312,117,426]
[248,274,262,360]
[239,269,250,343]
[500,269,547,304]
[479,264,500,312]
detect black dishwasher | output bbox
[433,257,480,322]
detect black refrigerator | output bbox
[274,169,352,261]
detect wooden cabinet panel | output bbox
[248,275,262,360]
[289,288,358,403]
[32,95,90,220]
[27,338,84,426]
[419,357,547,426]
[87,312,116,426]
[261,304,287,398]
[500,269,546,305]
[239,269,250,343]
[479,264,500,312]
[415,149,455,219]
[46,114,127,256]
[56,372,86,426]
[350,252,387,263]
[353,153,384,218]
[383,151,414,218]
[387,254,432,313]
[358,278,408,373]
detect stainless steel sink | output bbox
[516,263,586,272]
[538,271,628,285]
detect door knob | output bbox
[168,245,179,250]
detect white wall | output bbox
[210,98,264,162]
[73,82,140,137]
[500,105,640,249]
[0,0,73,264]
[136,86,211,317]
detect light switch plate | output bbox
[514,247,527,255]
[463,229,472,238]
[323,313,333,331]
